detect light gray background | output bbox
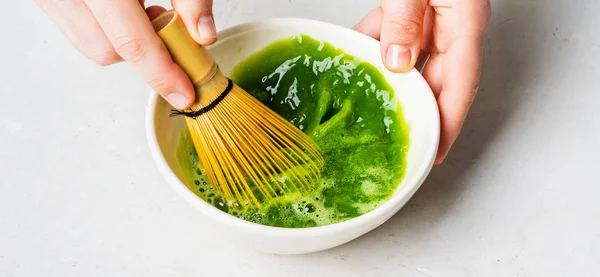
[1,0,599,276]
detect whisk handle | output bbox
[151,10,218,88]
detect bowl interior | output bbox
[147,18,439,232]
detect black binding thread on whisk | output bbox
[170,78,234,118]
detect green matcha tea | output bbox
[176,34,410,228]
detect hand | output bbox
[353,0,491,164]
[34,0,216,110]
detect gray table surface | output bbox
[1,0,599,276]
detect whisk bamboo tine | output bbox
[208,111,275,200]
[233,107,309,192]
[238,92,325,166]
[257,126,314,190]
[221,96,310,191]
[194,116,233,197]
[216,111,277,198]
[213,103,285,195]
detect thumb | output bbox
[172,0,217,45]
[380,0,428,73]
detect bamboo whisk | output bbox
[151,10,324,207]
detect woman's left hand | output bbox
[353,0,491,164]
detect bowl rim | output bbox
[145,17,440,238]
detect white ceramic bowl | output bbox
[145,18,440,254]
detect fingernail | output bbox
[167,92,189,109]
[197,15,217,39]
[386,44,412,71]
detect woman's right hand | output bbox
[34,0,216,110]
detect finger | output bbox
[352,6,383,40]
[380,0,428,73]
[421,53,443,97]
[83,0,195,110]
[172,0,217,45]
[33,0,121,66]
[145,5,167,21]
[435,37,484,164]
[421,6,435,52]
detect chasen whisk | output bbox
[151,10,324,207]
